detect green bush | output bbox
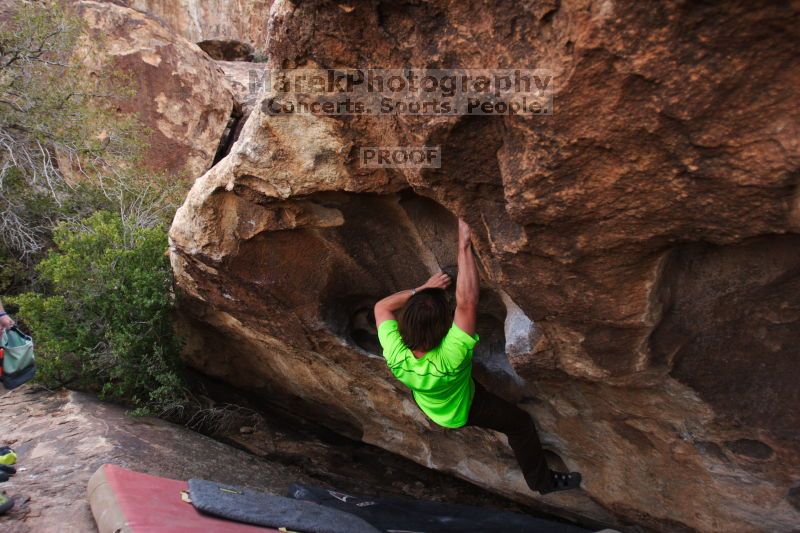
[0,244,29,295]
[0,2,190,417]
[11,210,185,414]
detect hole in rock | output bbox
[212,103,244,165]
[197,39,255,61]
[724,438,774,461]
[788,484,800,511]
[694,441,729,463]
[612,421,656,452]
[348,303,380,355]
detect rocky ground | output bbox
[0,385,603,532]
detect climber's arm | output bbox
[374,289,416,325]
[454,219,479,336]
[374,272,451,326]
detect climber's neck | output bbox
[412,349,428,359]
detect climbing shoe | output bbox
[0,471,8,483]
[0,449,16,466]
[539,471,582,494]
[0,492,12,515]
[0,465,15,476]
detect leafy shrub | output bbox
[0,2,157,260]
[0,3,190,416]
[11,211,185,414]
[0,243,29,294]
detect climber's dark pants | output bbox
[465,380,551,492]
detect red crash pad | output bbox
[88,464,278,533]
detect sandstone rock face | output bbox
[113,0,272,55]
[73,1,234,180]
[170,1,800,531]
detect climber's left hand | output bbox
[422,272,451,290]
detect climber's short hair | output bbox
[399,288,450,352]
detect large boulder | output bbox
[73,0,235,180]
[169,0,800,531]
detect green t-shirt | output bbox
[377,319,479,428]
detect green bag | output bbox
[1,326,35,389]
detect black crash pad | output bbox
[188,479,380,533]
[288,483,593,533]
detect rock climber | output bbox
[373,218,582,495]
